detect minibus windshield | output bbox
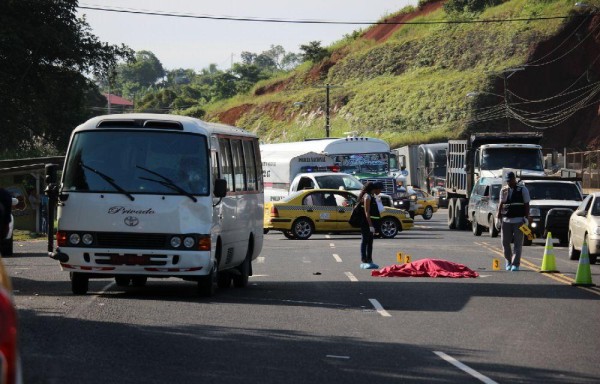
[63,130,209,196]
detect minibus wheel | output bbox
[71,272,89,295]
[115,276,131,287]
[198,264,217,297]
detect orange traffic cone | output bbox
[572,241,595,287]
[540,232,559,273]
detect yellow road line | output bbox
[474,241,600,297]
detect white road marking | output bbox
[325,235,331,239]
[329,243,335,248]
[344,272,358,282]
[332,253,343,263]
[434,351,498,384]
[250,274,269,277]
[368,298,391,317]
[256,257,265,264]
[66,282,114,319]
[326,355,350,359]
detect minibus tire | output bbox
[115,276,131,287]
[233,255,250,288]
[233,238,252,288]
[198,264,217,297]
[71,272,89,295]
[131,276,147,287]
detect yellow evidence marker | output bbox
[396,252,403,263]
[492,258,500,271]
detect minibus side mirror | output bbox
[214,179,227,198]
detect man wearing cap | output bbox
[497,171,532,271]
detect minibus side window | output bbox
[219,138,234,192]
[231,139,246,192]
[243,140,257,191]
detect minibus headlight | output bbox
[170,236,182,248]
[183,237,195,248]
[69,233,81,245]
[82,233,94,246]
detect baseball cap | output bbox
[505,171,516,181]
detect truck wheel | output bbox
[291,218,314,240]
[71,272,89,295]
[472,217,483,236]
[422,206,434,220]
[488,215,499,238]
[456,198,468,230]
[380,217,399,239]
[448,199,457,229]
[568,233,580,260]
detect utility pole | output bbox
[315,83,341,138]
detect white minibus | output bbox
[45,114,263,297]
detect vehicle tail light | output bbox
[0,288,18,384]
[327,165,341,172]
[57,231,68,247]
[270,206,279,217]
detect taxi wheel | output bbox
[282,231,296,240]
[379,217,399,239]
[291,218,314,240]
[422,206,434,220]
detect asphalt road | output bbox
[6,211,600,384]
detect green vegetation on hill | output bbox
[205,0,596,148]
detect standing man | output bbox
[497,172,531,271]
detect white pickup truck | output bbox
[289,172,393,206]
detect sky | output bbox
[77,0,417,72]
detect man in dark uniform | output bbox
[497,172,532,271]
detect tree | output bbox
[0,0,133,157]
[118,50,166,87]
[299,41,330,63]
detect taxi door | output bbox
[301,191,338,232]
[333,191,359,231]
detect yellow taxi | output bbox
[0,258,21,384]
[409,187,439,220]
[264,189,414,239]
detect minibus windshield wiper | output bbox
[136,165,197,202]
[80,162,135,201]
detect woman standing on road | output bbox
[358,181,383,268]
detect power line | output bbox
[78,4,576,25]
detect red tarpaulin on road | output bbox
[371,258,479,278]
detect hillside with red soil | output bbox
[211,1,600,151]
